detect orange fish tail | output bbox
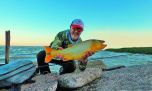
[44,46,54,63]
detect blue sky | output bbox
[0,0,152,47]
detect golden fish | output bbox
[44,39,107,63]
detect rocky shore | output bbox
[76,63,152,91]
[1,61,152,91]
[20,61,105,91]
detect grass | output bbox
[106,47,152,55]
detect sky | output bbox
[0,0,152,48]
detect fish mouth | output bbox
[100,40,105,43]
[97,40,107,48]
[100,40,107,48]
[103,43,107,48]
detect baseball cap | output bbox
[70,19,84,29]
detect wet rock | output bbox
[77,63,152,91]
[0,60,36,88]
[87,60,106,69]
[75,60,106,72]
[58,68,102,88]
[21,74,58,91]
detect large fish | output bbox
[44,39,107,63]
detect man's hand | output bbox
[80,51,94,64]
[78,51,94,71]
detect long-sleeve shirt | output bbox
[50,29,82,49]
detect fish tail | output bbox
[44,46,55,63]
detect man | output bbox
[37,19,93,74]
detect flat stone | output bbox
[21,74,58,91]
[75,60,106,72]
[87,60,106,69]
[76,63,152,91]
[0,60,36,88]
[58,68,102,88]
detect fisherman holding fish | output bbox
[37,19,94,74]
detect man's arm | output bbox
[78,38,87,71]
[50,32,63,50]
[78,38,94,71]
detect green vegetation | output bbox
[106,47,152,55]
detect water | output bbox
[0,46,62,73]
[1,46,152,73]
[0,46,43,63]
[88,51,152,67]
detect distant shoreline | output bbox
[106,47,152,55]
[0,45,42,47]
[1,46,152,55]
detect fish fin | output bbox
[44,46,53,53]
[45,55,54,63]
[44,46,54,63]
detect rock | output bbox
[77,63,152,91]
[87,60,106,69]
[21,74,58,91]
[20,60,106,91]
[0,60,36,88]
[58,68,102,88]
[75,60,106,72]
[102,65,125,71]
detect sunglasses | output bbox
[72,27,83,32]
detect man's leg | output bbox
[36,50,51,74]
[60,61,76,74]
[50,59,76,75]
